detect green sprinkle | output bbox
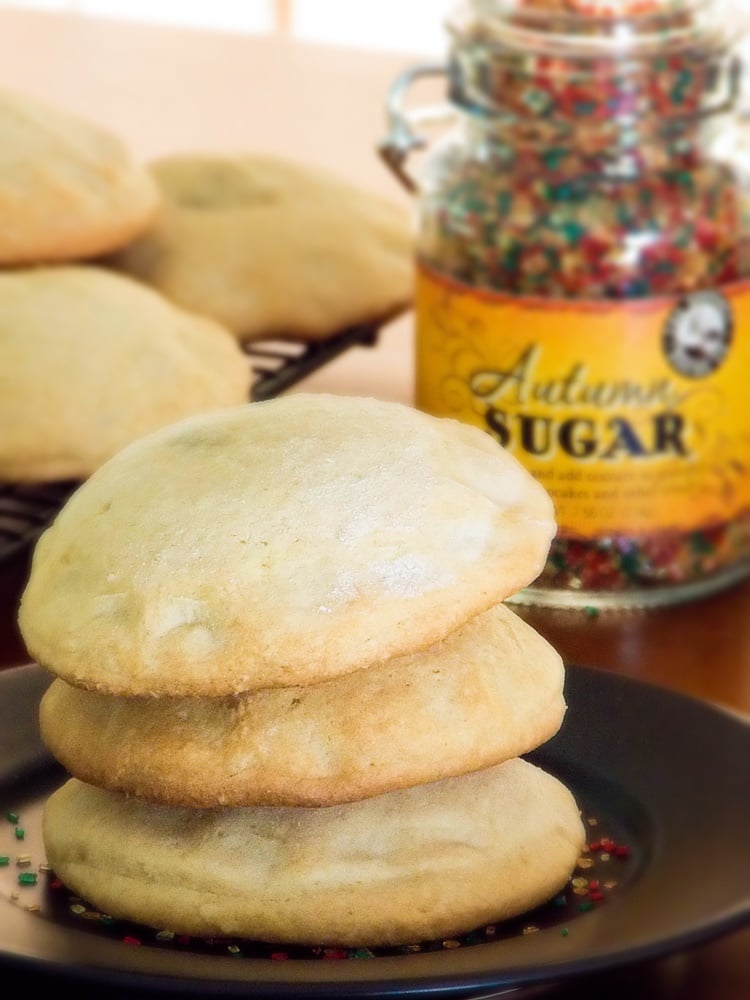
[522,88,551,114]
[579,900,594,912]
[619,550,641,579]
[6,812,18,824]
[584,606,600,619]
[616,204,634,226]
[561,927,570,937]
[690,532,716,555]
[542,149,567,171]
[628,278,652,296]
[17,872,37,886]
[14,828,24,840]
[557,220,587,244]
[496,190,513,217]
[671,70,694,104]
[0,856,9,866]
[550,183,577,204]
[463,193,487,214]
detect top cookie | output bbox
[105,153,414,342]
[0,88,159,265]
[18,394,556,695]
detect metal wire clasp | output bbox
[377,63,453,193]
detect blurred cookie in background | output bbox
[105,153,415,342]
[0,265,251,483]
[0,87,159,265]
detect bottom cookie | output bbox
[42,759,585,948]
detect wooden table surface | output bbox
[0,7,747,999]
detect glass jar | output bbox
[380,0,750,609]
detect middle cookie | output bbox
[39,603,565,807]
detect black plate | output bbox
[0,663,748,999]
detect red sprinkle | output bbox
[323,948,348,960]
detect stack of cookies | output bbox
[18,393,585,947]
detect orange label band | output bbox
[415,264,750,537]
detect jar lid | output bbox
[446,0,741,120]
[447,0,734,57]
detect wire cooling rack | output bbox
[0,323,381,563]
[245,322,379,401]
[0,481,78,562]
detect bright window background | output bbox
[1,1,748,58]
[0,0,455,53]
[291,1,451,54]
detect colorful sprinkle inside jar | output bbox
[381,0,750,608]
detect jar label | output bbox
[415,263,750,537]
